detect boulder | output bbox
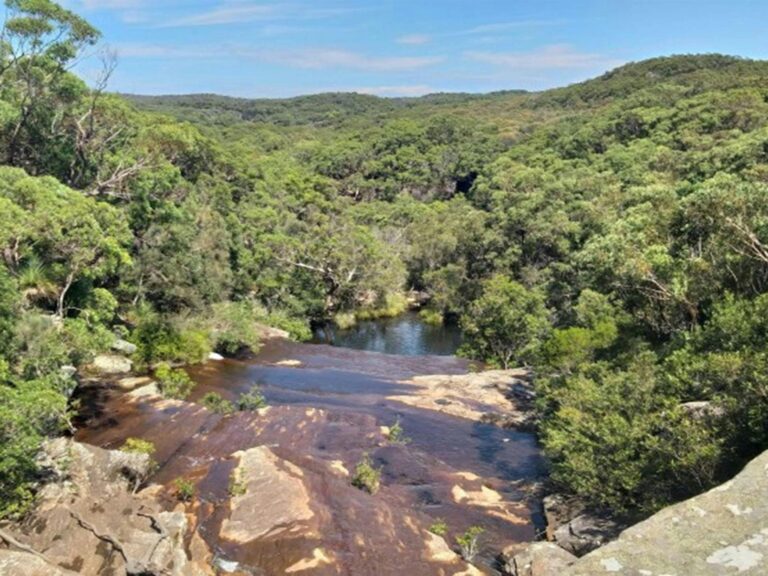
[111,338,137,355]
[208,351,225,361]
[91,354,132,375]
[220,446,315,543]
[553,512,626,556]
[0,550,78,576]
[5,438,212,576]
[503,542,577,576]
[564,449,768,575]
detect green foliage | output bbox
[236,387,267,411]
[121,437,155,457]
[209,301,262,355]
[173,477,195,502]
[228,469,247,497]
[1,3,768,523]
[351,453,382,495]
[460,275,550,368]
[419,308,444,326]
[200,392,234,415]
[387,417,410,444]
[154,363,195,400]
[455,526,484,562]
[0,380,68,519]
[428,519,448,537]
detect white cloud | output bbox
[161,4,284,27]
[113,43,442,73]
[243,48,443,72]
[465,44,622,70]
[396,34,431,45]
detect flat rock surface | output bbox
[390,369,535,428]
[565,449,768,575]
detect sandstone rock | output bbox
[681,400,726,419]
[208,351,225,361]
[91,354,132,375]
[114,376,153,391]
[553,513,625,556]
[0,550,77,576]
[5,438,212,576]
[503,542,577,576]
[220,446,315,543]
[111,338,137,355]
[391,369,535,428]
[564,449,768,575]
[541,493,586,540]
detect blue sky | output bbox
[59,0,768,98]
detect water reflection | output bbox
[312,311,462,356]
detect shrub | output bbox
[210,301,262,355]
[265,309,313,341]
[201,392,234,414]
[155,363,195,400]
[333,312,356,330]
[456,526,484,562]
[122,437,156,457]
[351,453,382,495]
[236,387,267,411]
[0,381,69,519]
[228,469,247,497]
[419,308,444,326]
[174,477,195,502]
[387,417,410,444]
[428,519,448,537]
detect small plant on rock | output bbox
[155,363,195,400]
[121,438,157,492]
[236,386,267,411]
[174,477,195,502]
[387,417,410,444]
[351,453,381,495]
[456,526,484,562]
[122,437,156,457]
[201,392,235,414]
[228,469,247,497]
[428,519,448,537]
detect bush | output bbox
[456,526,484,561]
[174,477,195,502]
[201,392,234,414]
[428,519,448,536]
[237,386,267,411]
[265,310,313,341]
[122,437,156,457]
[228,469,247,497]
[0,381,69,519]
[419,308,444,326]
[333,312,356,330]
[387,417,410,444]
[351,453,382,495]
[131,305,212,367]
[210,301,262,355]
[154,363,196,400]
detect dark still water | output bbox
[312,311,462,356]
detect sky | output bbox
[55,0,768,98]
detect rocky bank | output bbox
[505,448,768,575]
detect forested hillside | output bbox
[2,0,768,524]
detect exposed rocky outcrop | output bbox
[502,542,577,576]
[564,449,768,575]
[391,369,537,429]
[90,353,132,375]
[505,449,768,575]
[0,438,211,576]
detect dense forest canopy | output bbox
[2,0,768,523]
